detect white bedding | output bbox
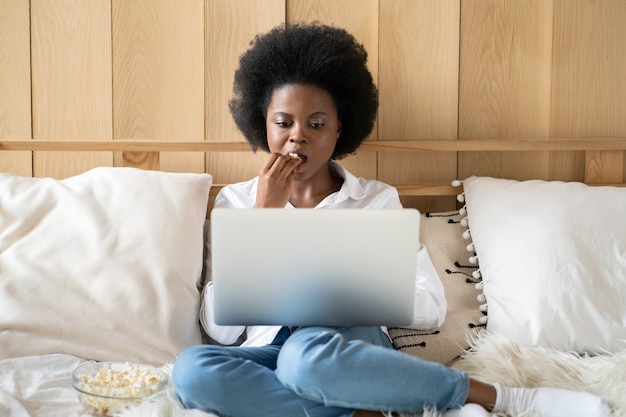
[0,355,220,417]
[0,354,90,417]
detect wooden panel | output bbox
[288,0,379,179]
[378,0,460,212]
[379,0,459,140]
[205,0,284,184]
[551,0,626,183]
[0,0,31,176]
[459,0,555,181]
[113,0,204,173]
[3,0,625,196]
[31,0,113,178]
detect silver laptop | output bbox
[210,208,420,327]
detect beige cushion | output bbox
[388,211,483,365]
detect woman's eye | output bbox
[310,122,325,128]
[276,121,291,128]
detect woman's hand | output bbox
[255,153,301,208]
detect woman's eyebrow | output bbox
[307,111,328,118]
[270,111,329,118]
[270,111,291,118]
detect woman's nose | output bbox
[288,123,307,143]
[288,130,306,143]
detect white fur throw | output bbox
[118,332,624,417]
[453,331,625,417]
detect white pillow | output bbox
[462,176,626,354]
[0,167,212,365]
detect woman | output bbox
[172,23,611,417]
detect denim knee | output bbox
[275,329,338,394]
[172,345,227,410]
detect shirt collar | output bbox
[284,161,367,209]
[329,161,367,202]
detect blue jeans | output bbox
[172,326,469,417]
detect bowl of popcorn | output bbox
[72,361,169,417]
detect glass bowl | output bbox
[72,361,168,417]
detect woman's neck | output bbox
[289,167,343,208]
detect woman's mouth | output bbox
[288,153,308,163]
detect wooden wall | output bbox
[1,0,625,212]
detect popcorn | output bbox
[80,362,163,390]
[74,362,166,417]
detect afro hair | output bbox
[229,22,378,160]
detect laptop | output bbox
[210,208,420,327]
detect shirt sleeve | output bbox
[370,183,447,329]
[407,245,447,329]
[197,185,251,345]
[199,282,246,345]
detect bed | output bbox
[1,138,626,417]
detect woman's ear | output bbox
[337,120,342,139]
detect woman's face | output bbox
[265,83,341,181]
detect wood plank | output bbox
[0,0,31,176]
[205,0,284,185]
[585,151,624,184]
[114,151,160,170]
[584,151,624,183]
[551,0,626,183]
[459,0,555,181]
[113,0,205,173]
[379,0,459,140]
[31,0,113,178]
[287,0,379,79]
[364,138,626,152]
[378,0,460,212]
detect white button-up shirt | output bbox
[200,161,447,347]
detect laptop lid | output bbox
[210,208,420,327]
